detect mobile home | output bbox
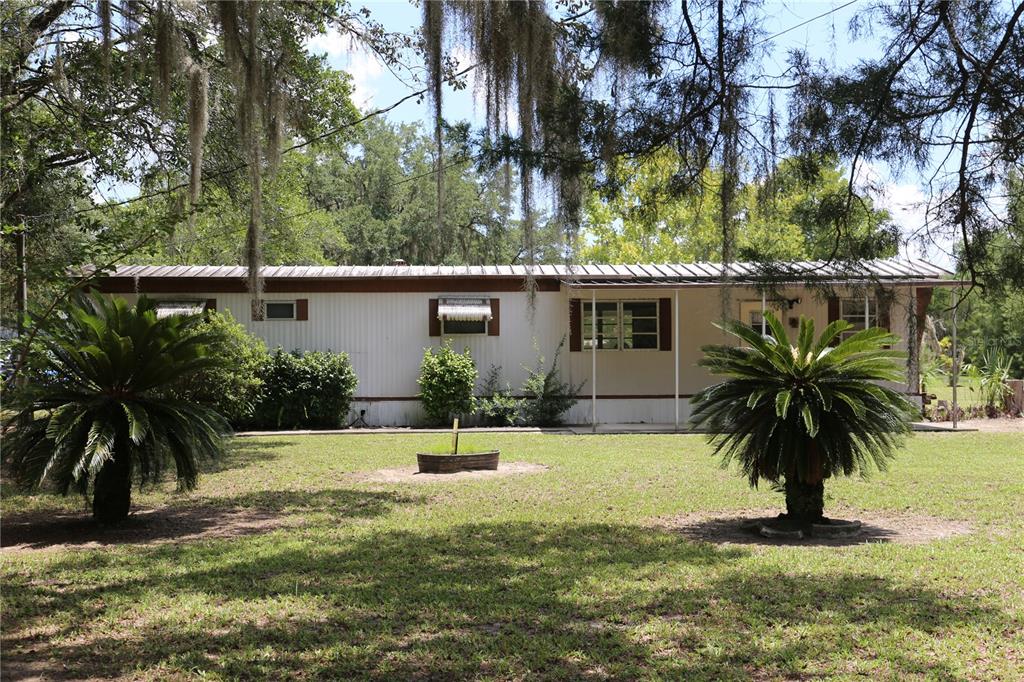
[96,258,958,427]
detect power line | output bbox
[25,64,479,220]
[26,2,867,220]
[752,0,862,47]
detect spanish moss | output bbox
[186,62,208,211]
[424,0,444,238]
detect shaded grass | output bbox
[2,432,1023,680]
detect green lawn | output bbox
[3,432,1023,680]
[926,376,987,409]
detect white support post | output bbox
[952,288,959,429]
[909,286,918,393]
[761,291,766,336]
[591,290,597,432]
[674,288,680,430]
[864,294,870,330]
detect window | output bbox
[741,301,786,335]
[438,297,491,335]
[583,300,659,350]
[583,301,619,349]
[840,298,875,339]
[442,318,487,335]
[739,301,769,335]
[265,301,296,320]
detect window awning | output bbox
[155,301,206,319]
[437,297,492,321]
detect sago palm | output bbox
[690,312,914,526]
[4,295,228,523]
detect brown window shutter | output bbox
[428,298,440,337]
[296,299,309,321]
[569,298,581,352]
[488,298,500,336]
[876,296,891,331]
[827,297,840,323]
[658,297,672,351]
[205,298,217,312]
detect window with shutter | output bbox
[581,300,663,351]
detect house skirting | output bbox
[349,393,924,428]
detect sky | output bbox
[305,0,953,267]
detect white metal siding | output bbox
[118,284,920,426]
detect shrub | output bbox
[478,365,523,426]
[252,349,358,429]
[418,342,477,426]
[170,311,269,427]
[963,347,1013,416]
[521,338,582,426]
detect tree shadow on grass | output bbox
[4,520,1016,680]
[667,511,972,547]
[1,488,420,551]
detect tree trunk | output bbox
[784,477,824,526]
[92,450,133,524]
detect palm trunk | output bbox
[92,448,133,523]
[784,440,825,525]
[784,477,824,525]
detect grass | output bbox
[418,434,497,454]
[925,376,987,408]
[3,432,1023,680]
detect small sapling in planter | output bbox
[416,418,500,474]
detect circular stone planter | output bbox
[810,519,862,538]
[416,450,500,474]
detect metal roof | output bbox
[99,258,956,285]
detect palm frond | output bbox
[5,294,231,500]
[691,312,914,488]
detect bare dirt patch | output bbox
[349,461,549,484]
[1,505,295,554]
[654,508,973,547]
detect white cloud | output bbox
[878,182,958,268]
[344,49,384,107]
[305,27,347,58]
[849,161,951,266]
[306,29,383,107]
[852,160,884,192]
[882,182,926,221]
